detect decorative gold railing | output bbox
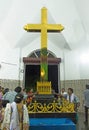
[27,98,75,113]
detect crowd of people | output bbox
[0,86,29,130]
[59,86,89,124]
[0,84,88,129]
[53,87,80,111]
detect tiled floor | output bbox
[76,113,89,130]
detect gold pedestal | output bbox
[37,81,51,94]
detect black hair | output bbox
[86,84,89,89]
[14,86,22,93]
[14,93,24,103]
[2,100,9,108]
[3,88,9,94]
[68,88,73,93]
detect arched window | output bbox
[28,49,56,58]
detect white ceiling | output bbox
[0,0,89,51]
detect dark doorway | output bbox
[25,65,58,93]
[48,65,58,93]
[25,65,40,91]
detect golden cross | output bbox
[24,7,64,81]
[24,7,64,49]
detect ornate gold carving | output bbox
[27,98,75,113]
[37,81,51,94]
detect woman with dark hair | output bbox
[2,93,29,130]
[3,88,9,95]
[14,86,22,93]
[14,93,24,103]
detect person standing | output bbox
[0,99,4,130]
[61,88,67,98]
[67,88,80,111]
[84,84,89,124]
[2,86,22,103]
[2,93,29,130]
[0,86,3,100]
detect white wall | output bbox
[0,48,20,80]
[0,17,89,81]
[21,38,89,81]
[0,40,89,81]
[0,0,89,81]
[63,49,80,80]
[62,45,89,80]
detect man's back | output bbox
[3,91,17,103]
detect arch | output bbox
[28,49,57,58]
[23,50,61,93]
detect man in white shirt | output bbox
[84,84,89,124]
[67,88,80,111]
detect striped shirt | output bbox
[2,91,17,103]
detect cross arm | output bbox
[24,24,42,32]
[47,24,64,32]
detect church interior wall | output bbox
[63,49,80,80]
[0,48,20,80]
[0,0,89,117]
[1,43,89,81]
[0,41,89,113]
[0,79,20,90]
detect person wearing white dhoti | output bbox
[2,93,29,130]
